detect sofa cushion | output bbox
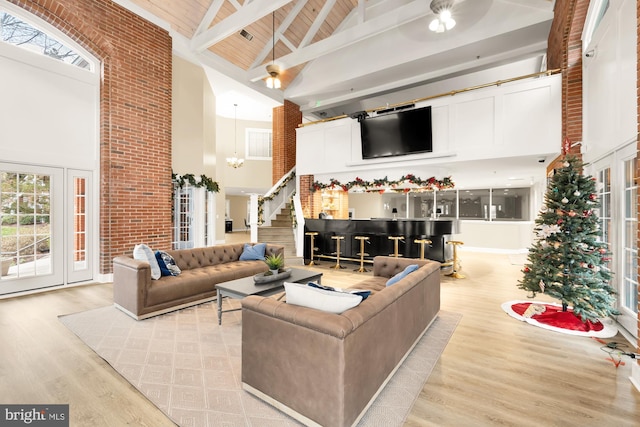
[239,243,267,261]
[133,244,161,280]
[386,264,419,286]
[285,282,363,314]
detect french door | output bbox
[0,164,93,295]
[592,145,638,338]
[0,164,63,294]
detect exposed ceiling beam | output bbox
[193,0,225,37]
[249,0,308,69]
[190,0,293,52]
[299,0,336,49]
[246,0,431,81]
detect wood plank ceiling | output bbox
[130,0,358,90]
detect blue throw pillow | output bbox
[239,242,267,261]
[308,282,371,300]
[386,264,420,286]
[155,251,172,276]
[158,250,181,276]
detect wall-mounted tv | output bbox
[360,105,433,160]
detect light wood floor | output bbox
[0,233,637,426]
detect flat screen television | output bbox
[360,106,432,159]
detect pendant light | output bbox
[266,11,281,89]
[226,104,244,168]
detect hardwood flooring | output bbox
[0,233,637,426]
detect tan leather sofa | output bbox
[113,243,284,320]
[241,256,441,427]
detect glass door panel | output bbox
[67,170,92,283]
[0,164,63,294]
[621,156,638,332]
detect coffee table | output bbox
[215,268,323,325]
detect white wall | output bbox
[296,74,561,187]
[583,0,637,159]
[0,43,99,169]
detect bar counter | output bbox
[303,218,460,263]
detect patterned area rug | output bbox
[59,301,460,426]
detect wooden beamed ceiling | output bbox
[131,0,359,89]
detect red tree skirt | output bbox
[501,300,618,338]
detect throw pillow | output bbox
[307,282,371,300]
[155,251,172,276]
[285,282,363,314]
[239,242,267,261]
[158,250,181,276]
[386,264,420,286]
[133,244,161,280]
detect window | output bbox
[0,9,92,70]
[246,128,272,160]
[459,189,490,219]
[492,188,530,220]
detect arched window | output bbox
[0,6,94,71]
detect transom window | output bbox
[0,9,91,70]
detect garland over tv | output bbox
[360,105,433,159]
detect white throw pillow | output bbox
[133,244,161,280]
[284,282,363,314]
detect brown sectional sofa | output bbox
[241,256,441,427]
[113,243,284,319]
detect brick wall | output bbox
[272,100,301,184]
[547,0,589,158]
[299,174,315,218]
[11,0,173,273]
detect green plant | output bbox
[264,253,284,271]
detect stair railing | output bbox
[248,167,296,242]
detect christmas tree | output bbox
[518,155,617,322]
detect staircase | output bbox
[257,205,299,262]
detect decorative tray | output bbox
[253,268,292,284]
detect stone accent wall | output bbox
[11,0,173,273]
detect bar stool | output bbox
[414,238,432,260]
[388,236,404,257]
[354,236,370,273]
[305,231,319,265]
[331,235,346,269]
[446,240,465,279]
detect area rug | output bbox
[501,300,617,338]
[59,301,461,426]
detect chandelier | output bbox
[265,11,281,89]
[429,0,456,33]
[226,104,244,168]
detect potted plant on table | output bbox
[264,253,284,275]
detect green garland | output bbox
[172,172,220,193]
[311,174,454,193]
[257,171,296,224]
